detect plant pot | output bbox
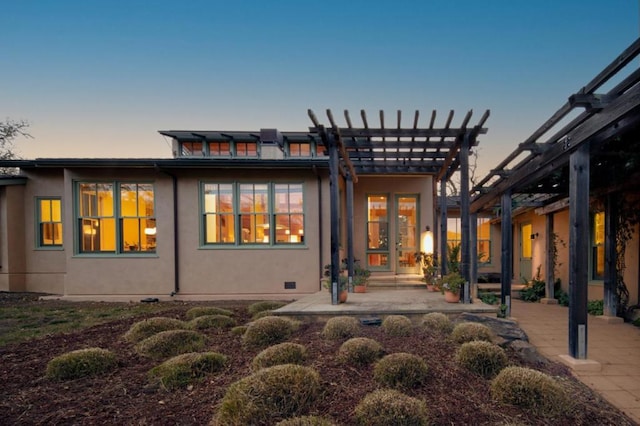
[426,284,437,292]
[354,285,367,293]
[339,290,348,303]
[444,290,460,303]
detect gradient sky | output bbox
[2,0,638,176]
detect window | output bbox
[77,182,155,254]
[235,141,258,157]
[202,182,304,246]
[207,141,231,156]
[446,217,492,263]
[592,211,605,280]
[367,195,389,268]
[37,198,63,247]
[180,141,203,156]
[288,142,311,157]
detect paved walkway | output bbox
[511,300,640,424]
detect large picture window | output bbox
[37,198,63,247]
[446,216,492,264]
[592,211,605,280]
[77,182,155,254]
[201,182,304,246]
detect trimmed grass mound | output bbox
[491,366,570,416]
[148,352,227,390]
[230,325,247,336]
[421,312,453,334]
[337,337,383,366]
[456,340,508,378]
[354,389,429,426]
[215,364,321,425]
[189,314,237,330]
[185,306,233,320]
[247,301,287,316]
[321,316,361,340]
[46,347,117,380]
[381,315,413,336]
[242,316,300,348]
[373,352,429,390]
[451,322,493,344]
[276,416,336,426]
[123,317,188,343]
[252,342,308,371]
[135,329,206,359]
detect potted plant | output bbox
[322,264,348,303]
[441,272,465,303]
[414,252,438,291]
[353,261,371,293]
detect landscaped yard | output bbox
[0,292,635,425]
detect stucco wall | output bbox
[0,185,26,291]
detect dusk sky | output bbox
[3,1,639,176]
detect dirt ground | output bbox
[0,294,636,425]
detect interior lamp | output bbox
[144,227,157,236]
[421,226,434,255]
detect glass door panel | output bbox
[366,195,389,269]
[396,195,419,274]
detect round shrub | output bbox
[455,340,508,378]
[354,389,429,426]
[189,314,237,330]
[242,316,300,348]
[491,366,569,416]
[373,352,429,390]
[451,322,493,344]
[230,325,247,336]
[337,337,383,366]
[46,347,117,380]
[321,316,360,340]
[381,315,413,337]
[252,309,275,320]
[123,317,187,343]
[185,306,233,320]
[421,312,453,334]
[135,329,206,359]
[252,342,308,370]
[247,300,287,316]
[215,364,321,425]
[276,416,336,426]
[148,352,227,390]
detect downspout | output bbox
[156,165,180,296]
[313,165,323,290]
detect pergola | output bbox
[308,108,489,305]
[470,37,640,360]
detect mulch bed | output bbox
[0,297,636,425]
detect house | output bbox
[0,114,489,301]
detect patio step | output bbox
[477,283,527,298]
[368,274,425,288]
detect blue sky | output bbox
[2,0,638,176]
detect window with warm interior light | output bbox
[592,211,605,280]
[77,182,155,254]
[37,198,63,248]
[202,182,304,246]
[446,217,492,264]
[366,195,389,268]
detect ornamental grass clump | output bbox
[189,314,237,330]
[321,316,361,340]
[421,312,453,334]
[148,352,227,390]
[491,366,570,416]
[354,389,429,426]
[123,317,188,343]
[230,325,247,336]
[337,337,384,366]
[455,340,508,379]
[276,416,336,426]
[135,329,206,359]
[242,316,300,348]
[214,364,321,425]
[373,352,429,390]
[252,342,308,371]
[247,300,287,317]
[381,315,413,337]
[185,306,233,320]
[46,347,117,380]
[451,321,493,344]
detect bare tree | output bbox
[0,118,31,174]
[445,148,480,196]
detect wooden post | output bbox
[543,213,557,302]
[346,173,355,293]
[440,178,448,277]
[604,192,618,317]
[460,133,471,303]
[501,191,513,315]
[470,212,478,301]
[328,130,340,305]
[569,142,590,359]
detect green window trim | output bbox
[201,181,305,247]
[75,181,156,255]
[36,197,63,249]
